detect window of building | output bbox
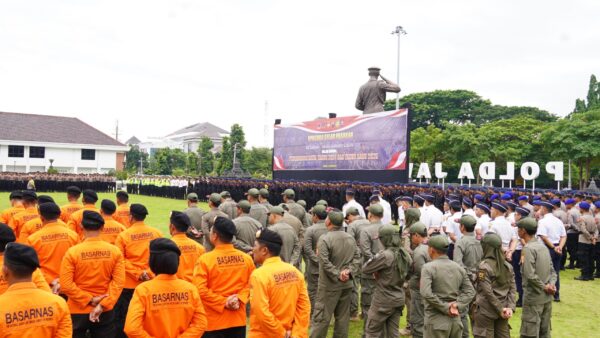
[29,146,45,158]
[81,149,96,160]
[8,145,24,158]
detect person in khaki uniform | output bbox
[201,193,229,251]
[359,204,385,333]
[267,206,301,267]
[232,200,262,253]
[517,217,557,338]
[408,221,430,338]
[246,188,269,227]
[472,233,516,338]
[310,210,361,338]
[453,215,483,338]
[303,205,329,312]
[400,207,422,336]
[362,224,412,338]
[575,202,598,280]
[420,235,475,338]
[345,206,370,319]
[259,188,273,209]
[219,191,238,220]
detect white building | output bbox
[0,112,128,174]
[131,122,229,155]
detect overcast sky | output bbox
[1,0,599,147]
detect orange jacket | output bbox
[114,204,131,228]
[8,207,38,239]
[249,257,310,338]
[171,233,206,282]
[59,237,125,314]
[26,222,79,284]
[60,201,83,224]
[0,282,72,338]
[0,255,50,295]
[114,221,163,289]
[18,219,67,244]
[99,216,126,245]
[193,243,255,331]
[67,204,99,239]
[124,274,207,338]
[0,205,24,225]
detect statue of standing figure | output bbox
[355,67,401,114]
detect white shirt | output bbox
[537,213,567,244]
[463,208,476,217]
[343,199,366,218]
[445,211,463,243]
[427,204,444,229]
[419,206,431,228]
[513,227,524,250]
[379,198,392,224]
[475,214,491,235]
[397,206,405,227]
[506,212,516,226]
[490,216,516,249]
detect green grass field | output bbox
[2,192,600,337]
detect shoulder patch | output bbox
[478,269,486,281]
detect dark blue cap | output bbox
[475,203,490,213]
[515,206,530,217]
[462,197,473,207]
[491,202,507,212]
[518,196,528,201]
[579,202,591,210]
[565,198,576,205]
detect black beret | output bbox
[22,190,37,200]
[256,228,283,246]
[491,202,508,213]
[82,211,105,229]
[515,206,530,217]
[170,211,191,228]
[38,195,55,204]
[39,202,61,219]
[83,189,98,202]
[130,203,148,216]
[0,223,16,247]
[66,186,81,194]
[116,191,129,198]
[101,199,117,214]
[150,238,181,256]
[4,242,39,269]
[449,200,461,210]
[9,191,23,200]
[213,216,237,237]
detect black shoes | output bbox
[574,276,594,281]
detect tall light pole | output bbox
[391,26,407,110]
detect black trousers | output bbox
[72,310,115,338]
[566,233,579,267]
[114,288,134,338]
[548,246,561,299]
[511,249,523,303]
[594,243,600,276]
[202,326,246,338]
[578,243,594,278]
[447,243,455,261]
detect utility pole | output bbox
[391,26,407,110]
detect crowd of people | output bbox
[0,180,599,337]
[0,172,116,193]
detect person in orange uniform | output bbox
[114,191,131,228]
[0,242,72,337]
[0,191,24,225]
[169,211,205,282]
[0,223,50,295]
[60,211,125,338]
[113,203,162,338]
[8,190,39,239]
[124,238,207,338]
[67,189,100,240]
[17,195,57,243]
[249,228,310,338]
[193,216,255,338]
[26,202,79,293]
[98,200,126,245]
[60,186,83,223]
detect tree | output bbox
[125,145,149,174]
[587,74,599,110]
[409,125,446,163]
[150,148,187,175]
[242,147,273,179]
[187,152,198,175]
[197,137,215,175]
[216,137,232,175]
[229,124,247,163]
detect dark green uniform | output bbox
[421,253,476,337]
[218,198,238,220]
[183,205,205,244]
[232,214,261,252]
[409,243,430,338]
[310,225,361,338]
[303,220,328,311]
[269,221,301,266]
[201,207,228,251]
[453,231,482,338]
[359,220,384,329]
[249,202,269,227]
[287,201,309,227]
[348,217,370,316]
[520,237,557,338]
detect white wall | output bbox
[0,144,120,174]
